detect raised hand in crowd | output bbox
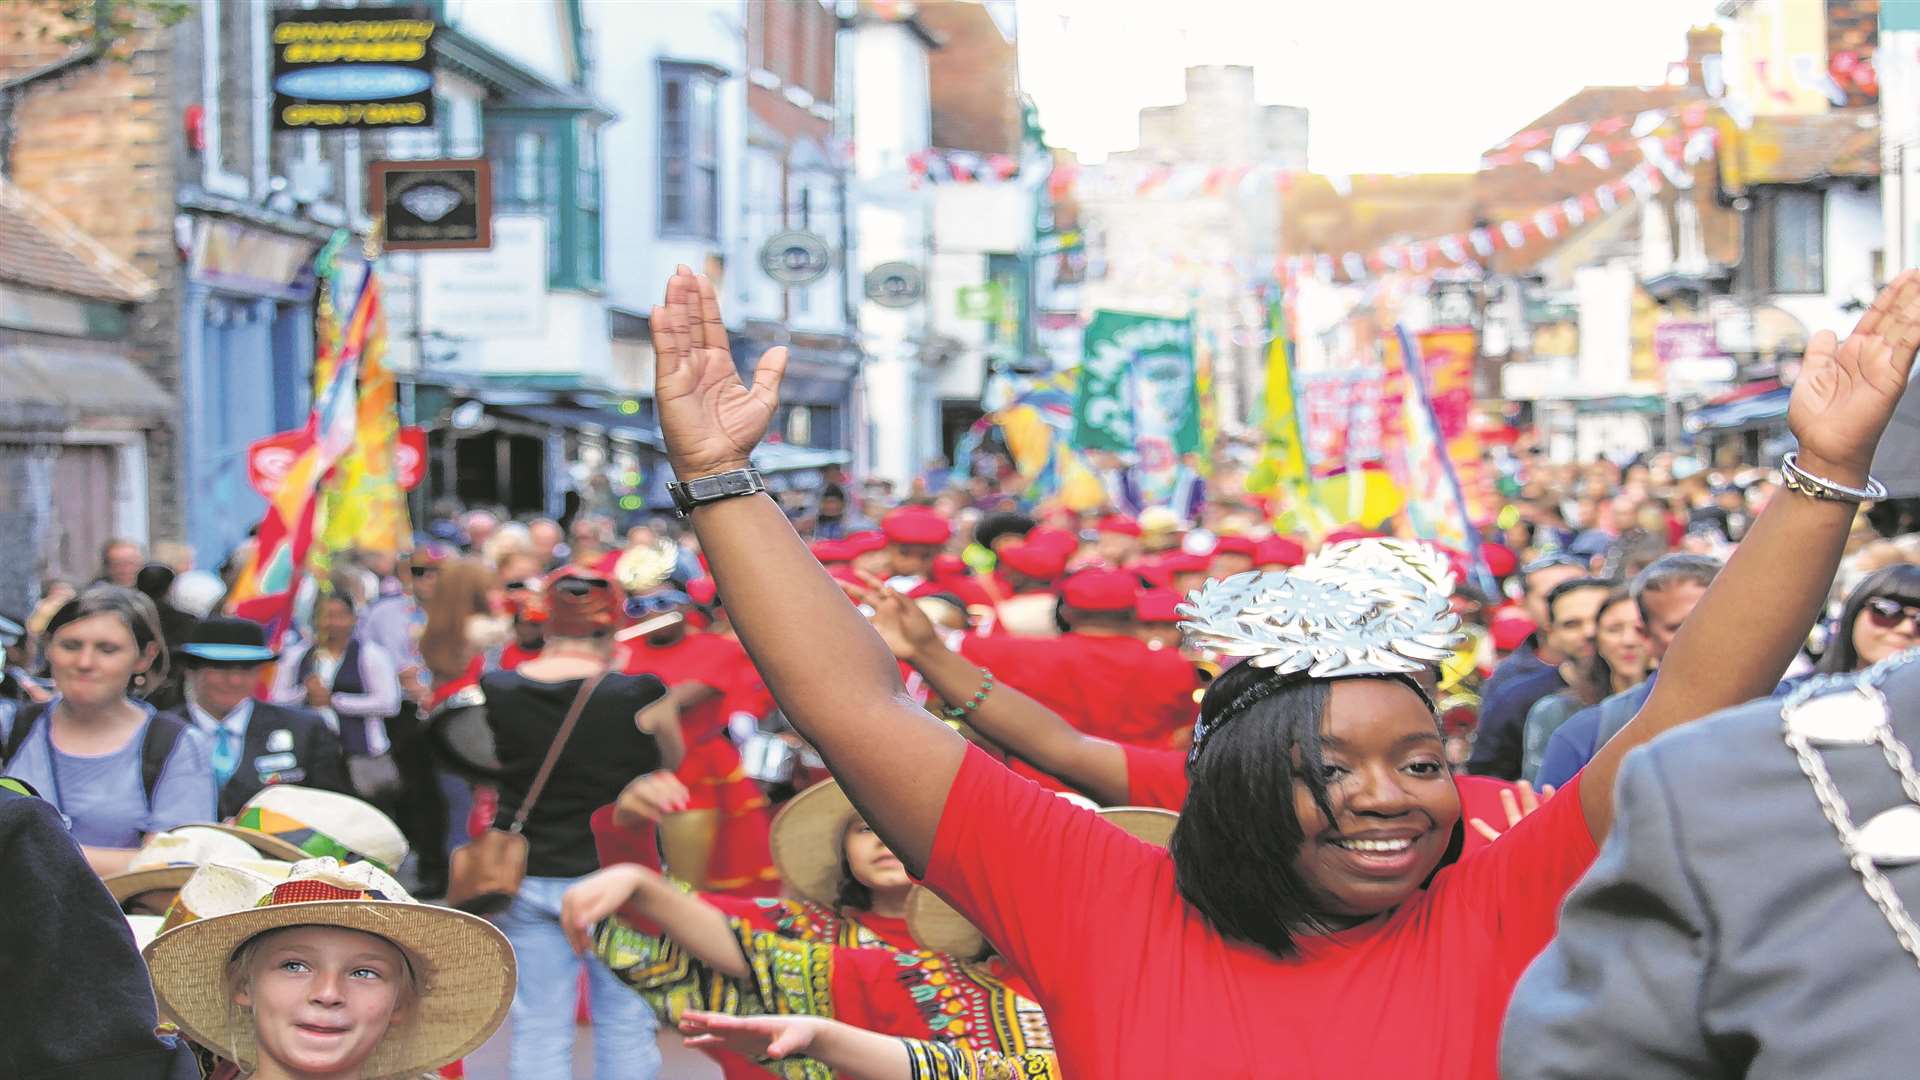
[611,768,691,830]
[676,1011,911,1080]
[1467,780,1553,844]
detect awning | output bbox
[0,346,170,429]
[1685,385,1791,434]
[753,442,852,474]
[491,403,663,448]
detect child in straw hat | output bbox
[143,859,514,1080]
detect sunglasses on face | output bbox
[553,576,613,599]
[408,565,438,579]
[625,591,690,618]
[1864,596,1920,631]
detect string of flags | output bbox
[1275,158,1684,287]
[1477,103,1719,171]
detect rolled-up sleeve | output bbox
[1500,744,1718,1079]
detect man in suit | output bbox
[179,616,350,819]
[1503,647,1920,1078]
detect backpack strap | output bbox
[139,712,188,808]
[3,700,48,765]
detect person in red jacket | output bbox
[961,569,1198,759]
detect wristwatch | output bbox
[668,467,767,517]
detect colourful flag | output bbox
[320,266,411,554]
[225,297,364,648]
[1247,299,1329,536]
[1394,326,1497,596]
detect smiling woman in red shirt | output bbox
[645,265,1920,1079]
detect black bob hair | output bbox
[1819,563,1920,674]
[1170,660,1462,958]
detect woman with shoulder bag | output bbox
[471,565,684,1080]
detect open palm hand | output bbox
[652,266,788,478]
[1788,271,1920,482]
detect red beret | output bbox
[1163,552,1211,574]
[998,542,1070,580]
[1481,542,1519,579]
[686,578,718,606]
[1025,525,1080,555]
[1490,609,1537,652]
[844,531,888,555]
[881,507,953,546]
[1134,588,1183,624]
[810,540,852,564]
[931,554,969,581]
[1255,536,1307,568]
[1323,525,1385,546]
[1135,559,1173,588]
[1059,569,1139,613]
[1097,514,1142,537]
[1211,535,1256,558]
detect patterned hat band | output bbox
[233,806,393,874]
[259,878,401,907]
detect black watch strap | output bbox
[668,467,767,517]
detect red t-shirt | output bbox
[1121,744,1522,855]
[961,632,1198,747]
[620,632,771,742]
[928,746,1595,1079]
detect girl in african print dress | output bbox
[675,1010,1061,1080]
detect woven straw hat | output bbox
[906,805,1178,958]
[206,785,409,871]
[143,858,514,1080]
[156,860,298,935]
[768,779,859,908]
[105,826,276,905]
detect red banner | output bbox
[396,425,427,490]
[1416,328,1496,523]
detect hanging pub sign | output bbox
[271,6,436,131]
[759,231,831,286]
[864,261,924,307]
[369,159,491,251]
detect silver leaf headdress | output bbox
[1177,538,1463,679]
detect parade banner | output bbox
[1246,300,1331,535]
[1394,326,1497,596]
[320,266,411,554]
[1416,328,1495,524]
[226,344,362,648]
[1072,310,1199,460]
[397,425,428,490]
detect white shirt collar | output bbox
[189,696,254,735]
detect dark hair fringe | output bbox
[1819,563,1920,674]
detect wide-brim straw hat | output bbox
[907,805,1178,958]
[768,778,858,908]
[104,825,275,904]
[144,859,514,1080]
[204,785,409,871]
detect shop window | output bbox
[660,61,722,239]
[487,111,603,291]
[1768,188,1825,294]
[200,0,266,198]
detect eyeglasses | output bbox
[625,591,690,618]
[553,575,613,599]
[1864,596,1920,632]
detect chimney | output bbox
[1683,24,1722,90]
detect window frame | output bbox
[486,108,604,292]
[1766,187,1826,295]
[658,60,725,241]
[199,0,264,199]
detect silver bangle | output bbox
[1780,451,1888,504]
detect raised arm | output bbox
[561,862,751,979]
[1582,272,1920,840]
[652,269,963,872]
[865,586,1131,805]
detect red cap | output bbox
[1097,514,1142,537]
[686,578,718,606]
[932,554,969,581]
[998,542,1069,580]
[1134,588,1183,624]
[844,531,888,555]
[810,540,852,564]
[1211,535,1257,558]
[881,507,952,546]
[1481,542,1519,579]
[1135,559,1173,588]
[1025,525,1079,555]
[1059,569,1139,613]
[1490,609,1537,652]
[1255,536,1307,568]
[1324,525,1384,546]
[1163,551,1211,575]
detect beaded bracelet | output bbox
[941,669,995,720]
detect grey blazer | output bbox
[1502,652,1920,1079]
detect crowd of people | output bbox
[6,268,1920,1080]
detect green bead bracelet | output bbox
[941,669,995,720]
